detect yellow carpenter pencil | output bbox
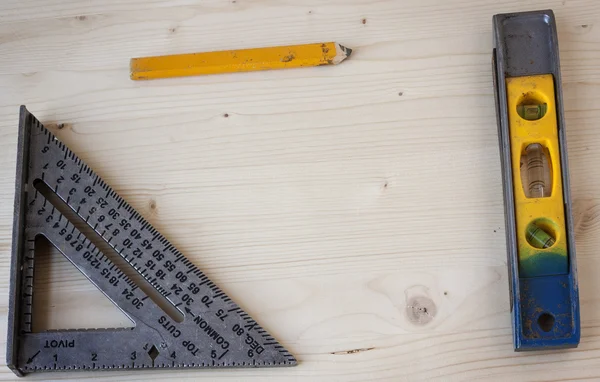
[130,42,352,80]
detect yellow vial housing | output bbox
[506,74,568,277]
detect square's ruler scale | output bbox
[7,106,297,376]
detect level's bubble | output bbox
[518,103,547,120]
[521,143,552,198]
[526,220,556,249]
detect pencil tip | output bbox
[339,44,352,58]
[331,43,352,64]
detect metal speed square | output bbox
[7,106,297,376]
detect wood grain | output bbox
[0,0,600,380]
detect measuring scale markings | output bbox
[7,107,296,375]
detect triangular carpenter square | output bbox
[7,106,297,376]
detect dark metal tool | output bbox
[7,106,297,376]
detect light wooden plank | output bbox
[0,0,599,381]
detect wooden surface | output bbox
[0,0,599,380]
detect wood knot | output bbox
[573,199,599,237]
[75,15,87,21]
[149,199,157,210]
[47,122,72,131]
[406,296,437,325]
[380,179,390,193]
[362,18,367,25]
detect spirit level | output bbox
[492,10,580,350]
